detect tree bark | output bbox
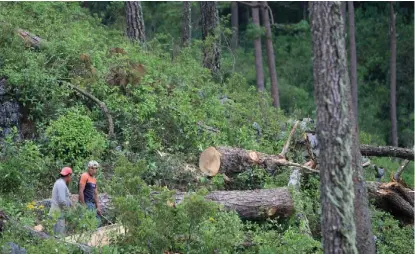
[340,2,347,28]
[200,1,221,76]
[182,1,192,47]
[310,2,358,253]
[389,2,398,146]
[125,1,145,43]
[231,2,239,49]
[360,145,414,160]
[348,1,358,121]
[251,2,265,92]
[261,1,280,108]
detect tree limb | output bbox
[393,159,410,181]
[360,145,414,160]
[279,120,299,158]
[63,82,115,138]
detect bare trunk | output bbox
[261,2,280,108]
[310,2,357,253]
[200,1,221,76]
[390,2,398,146]
[231,2,239,49]
[251,3,265,92]
[125,1,145,43]
[182,1,192,47]
[348,1,358,121]
[347,3,375,253]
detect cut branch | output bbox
[64,82,115,138]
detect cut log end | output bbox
[199,147,221,176]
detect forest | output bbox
[0,1,413,254]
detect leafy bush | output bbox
[44,108,107,173]
[0,128,52,198]
[371,208,414,254]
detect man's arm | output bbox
[57,181,70,209]
[94,186,101,215]
[79,174,87,204]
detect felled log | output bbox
[199,146,318,176]
[360,145,414,161]
[367,181,414,224]
[174,188,294,220]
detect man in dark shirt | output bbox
[79,160,101,225]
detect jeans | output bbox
[86,201,101,227]
[53,217,66,236]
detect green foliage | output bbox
[371,207,414,254]
[44,108,107,172]
[0,128,53,198]
[107,156,245,253]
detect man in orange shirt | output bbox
[79,160,101,225]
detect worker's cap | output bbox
[60,167,73,176]
[88,160,100,168]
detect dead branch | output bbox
[279,120,299,158]
[63,82,115,138]
[393,159,410,181]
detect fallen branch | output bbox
[197,121,220,133]
[279,120,299,158]
[360,145,414,160]
[298,133,414,160]
[393,159,410,181]
[63,82,115,138]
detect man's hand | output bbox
[97,207,102,216]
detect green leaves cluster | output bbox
[45,109,107,173]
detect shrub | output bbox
[44,108,107,173]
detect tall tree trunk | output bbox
[251,3,264,92]
[261,2,280,108]
[182,1,192,47]
[231,2,239,49]
[390,2,398,146]
[348,23,376,254]
[341,2,347,27]
[200,1,221,76]
[125,1,145,43]
[348,1,358,122]
[310,2,357,253]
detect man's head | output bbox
[60,167,73,184]
[87,160,99,176]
